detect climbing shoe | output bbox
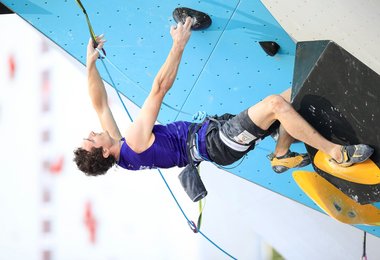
[267,150,311,174]
[333,144,374,167]
[173,7,212,30]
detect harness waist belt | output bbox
[190,137,203,162]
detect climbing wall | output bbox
[3,0,380,237]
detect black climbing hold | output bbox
[0,3,13,14]
[173,7,212,30]
[259,41,280,56]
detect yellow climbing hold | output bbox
[293,170,380,225]
[314,150,380,185]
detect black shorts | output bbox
[205,109,279,165]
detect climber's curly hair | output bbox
[73,147,116,176]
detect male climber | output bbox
[74,17,374,176]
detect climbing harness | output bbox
[75,1,236,258]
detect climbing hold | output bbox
[259,41,280,56]
[173,7,212,30]
[0,2,13,14]
[293,170,380,225]
[313,150,380,185]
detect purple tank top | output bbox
[117,121,191,170]
[117,121,210,170]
